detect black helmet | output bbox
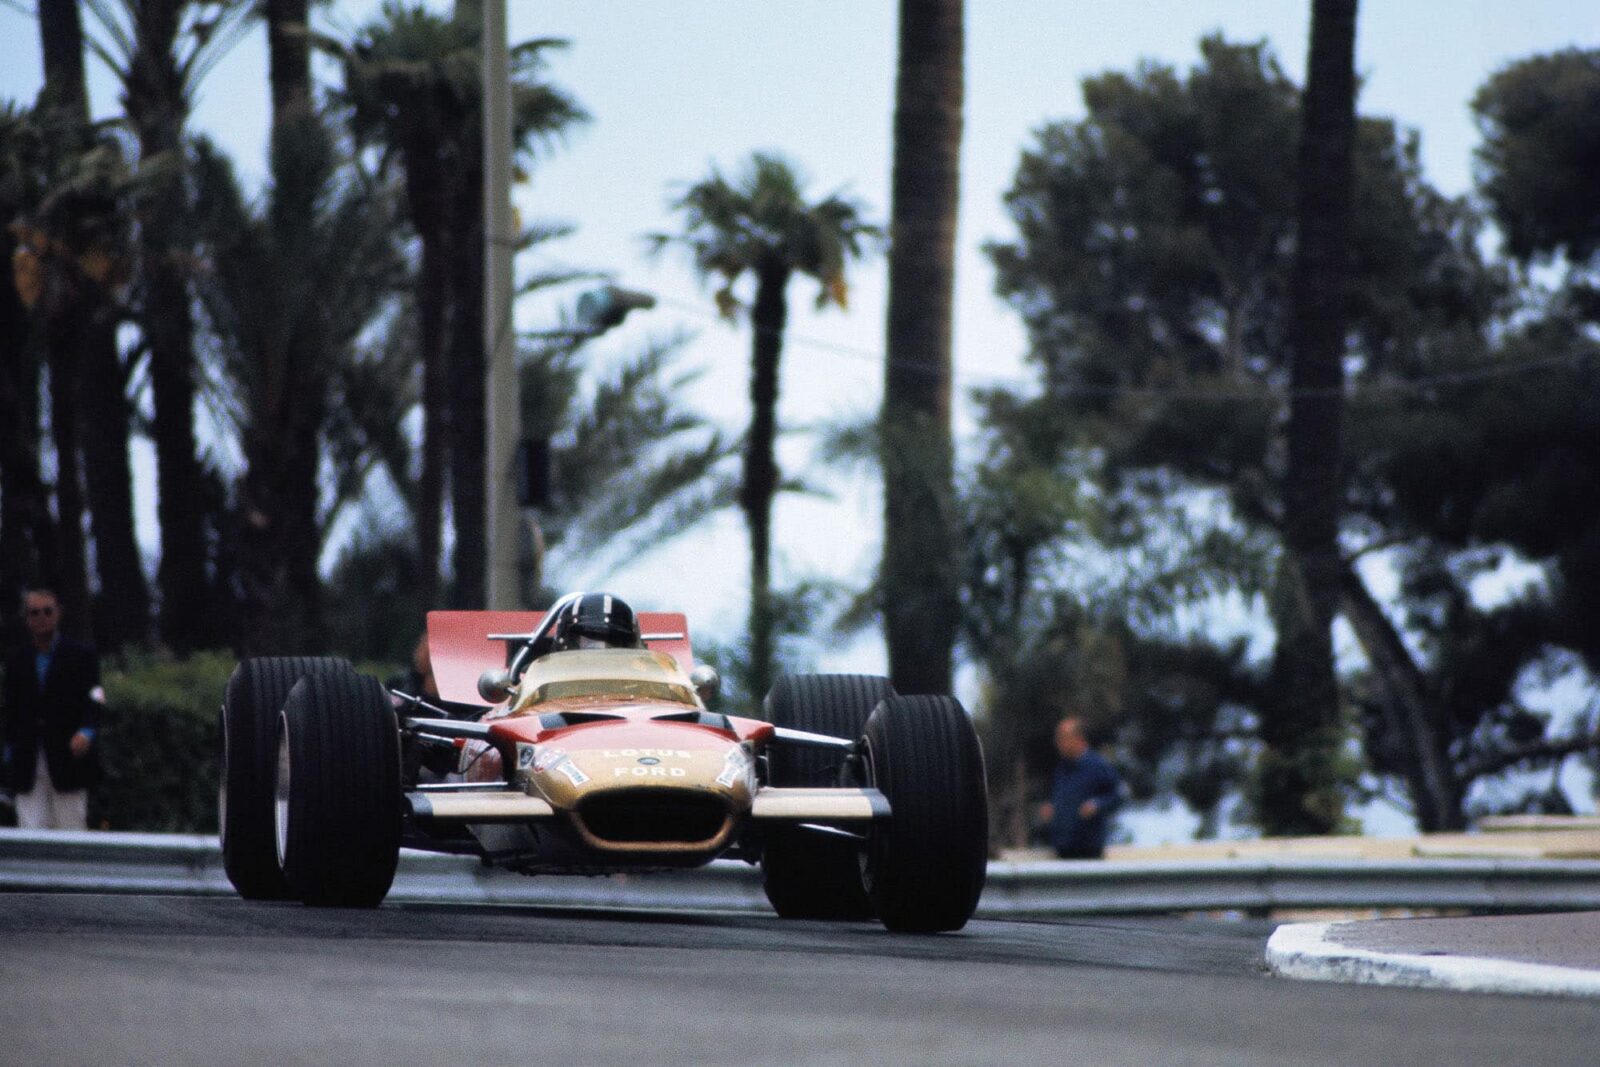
[557,592,642,650]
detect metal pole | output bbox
[484,0,518,608]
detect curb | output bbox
[1265,921,1600,999]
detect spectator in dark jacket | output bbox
[2,589,103,829]
[1038,716,1124,859]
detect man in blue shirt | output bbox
[1039,716,1125,859]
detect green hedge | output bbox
[88,651,235,833]
[6,652,398,832]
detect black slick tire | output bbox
[276,669,402,907]
[862,694,988,933]
[220,656,350,900]
[760,673,894,921]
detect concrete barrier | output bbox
[7,828,1600,915]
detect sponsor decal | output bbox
[612,766,688,778]
[558,760,590,786]
[716,747,752,789]
[637,756,660,766]
[533,748,567,773]
[516,743,537,770]
[601,749,692,760]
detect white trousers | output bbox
[14,750,88,830]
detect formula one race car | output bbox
[218,592,989,932]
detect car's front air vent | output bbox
[576,790,731,846]
[537,711,625,730]
[651,709,734,731]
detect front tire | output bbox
[862,695,988,933]
[760,673,894,921]
[276,670,401,907]
[220,656,350,900]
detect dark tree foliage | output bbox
[0,105,59,648]
[91,0,251,653]
[190,122,406,654]
[522,334,734,578]
[336,2,587,611]
[980,34,1573,835]
[1473,48,1600,266]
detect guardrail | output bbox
[6,829,1600,915]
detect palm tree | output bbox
[190,122,406,652]
[881,0,963,695]
[655,153,879,705]
[334,1,585,609]
[30,0,98,636]
[86,0,250,651]
[523,331,737,594]
[1262,0,1360,835]
[0,105,49,645]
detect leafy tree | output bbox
[0,104,61,645]
[333,1,587,610]
[189,121,405,653]
[522,333,734,585]
[323,329,733,664]
[653,152,880,706]
[86,0,250,652]
[882,0,963,695]
[984,35,1508,833]
[1473,48,1600,269]
[26,0,105,638]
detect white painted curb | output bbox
[1266,921,1600,999]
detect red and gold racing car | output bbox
[218,592,988,932]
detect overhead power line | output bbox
[654,294,1591,401]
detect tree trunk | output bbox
[882,0,963,695]
[144,214,209,652]
[239,0,324,653]
[35,0,93,639]
[0,222,53,649]
[80,311,150,652]
[46,316,92,637]
[1338,560,1465,831]
[121,0,207,652]
[1260,0,1359,836]
[265,0,311,122]
[745,263,789,708]
[36,0,87,121]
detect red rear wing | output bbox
[425,610,693,707]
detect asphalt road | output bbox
[2,894,1597,1066]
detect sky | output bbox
[3,1,1597,837]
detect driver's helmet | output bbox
[555,592,643,651]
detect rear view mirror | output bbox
[689,664,721,705]
[478,668,514,705]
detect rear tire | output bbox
[862,695,988,933]
[761,673,894,921]
[276,670,402,907]
[220,656,350,900]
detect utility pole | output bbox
[484,0,518,609]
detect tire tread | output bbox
[761,673,895,921]
[220,656,349,900]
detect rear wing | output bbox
[426,610,692,707]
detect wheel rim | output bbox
[274,712,291,867]
[858,735,879,891]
